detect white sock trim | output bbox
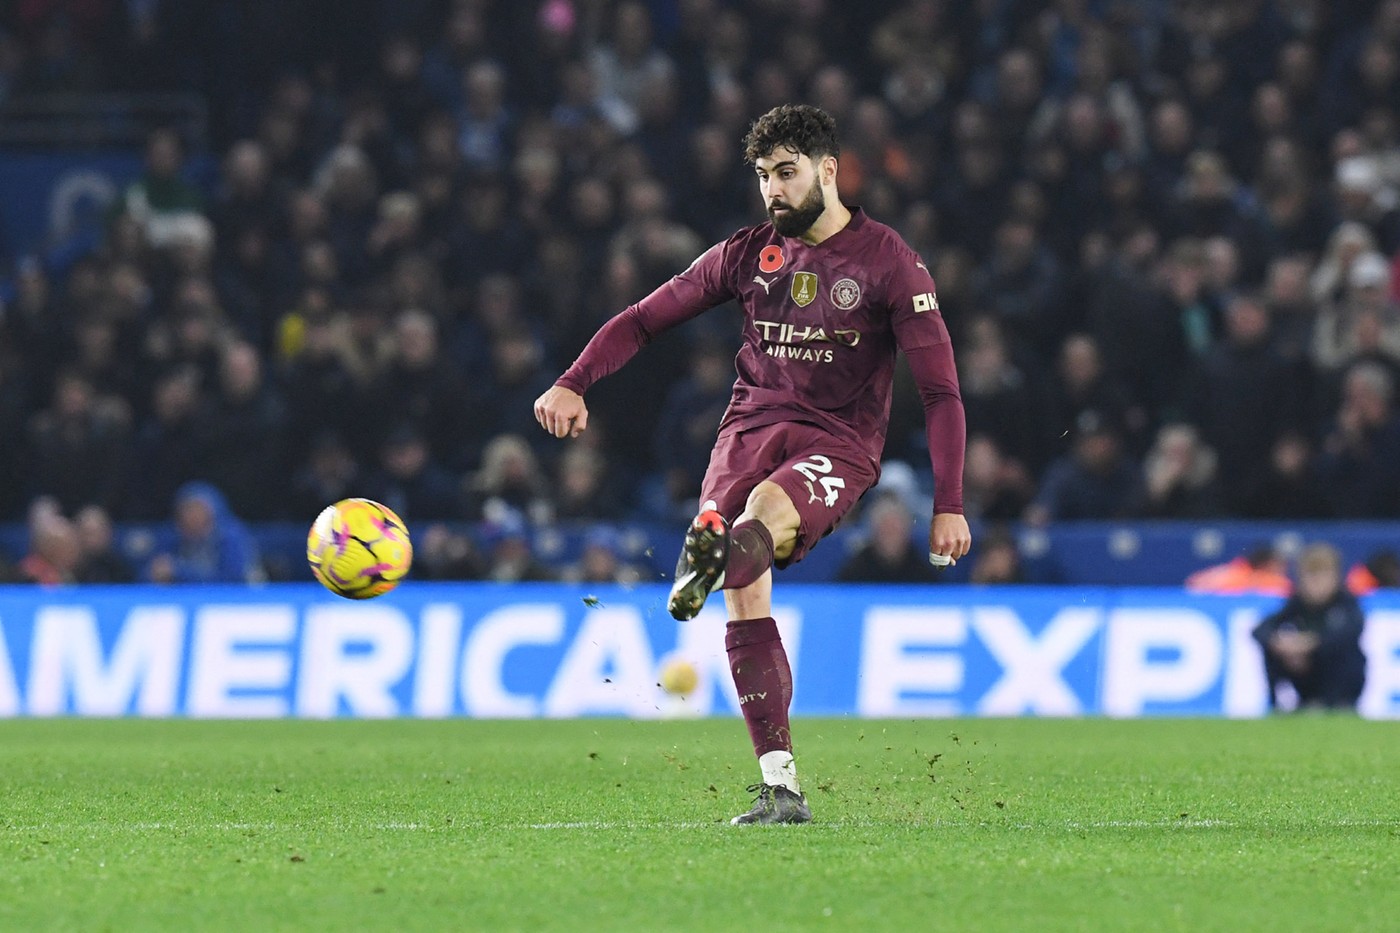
[759,750,800,794]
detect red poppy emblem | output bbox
[759,245,785,273]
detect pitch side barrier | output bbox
[0,584,1396,719]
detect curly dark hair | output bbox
[741,104,841,165]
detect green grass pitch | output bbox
[2,717,1397,931]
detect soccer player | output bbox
[535,105,970,824]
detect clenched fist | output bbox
[928,512,972,567]
[534,385,589,439]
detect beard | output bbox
[767,178,826,236]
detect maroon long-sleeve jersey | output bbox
[556,208,965,512]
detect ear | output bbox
[822,154,839,185]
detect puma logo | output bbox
[738,692,768,704]
[803,479,821,504]
[754,275,774,294]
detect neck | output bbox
[798,198,852,246]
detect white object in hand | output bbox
[929,552,952,567]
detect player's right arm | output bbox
[535,238,737,438]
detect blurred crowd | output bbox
[4,0,1400,585]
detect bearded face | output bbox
[767,171,826,237]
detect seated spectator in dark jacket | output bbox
[1139,423,1223,518]
[968,527,1025,585]
[414,523,486,581]
[1026,409,1143,523]
[1317,361,1400,517]
[963,434,1035,523]
[364,425,462,522]
[74,504,135,583]
[1241,431,1333,519]
[838,496,939,583]
[1252,543,1366,711]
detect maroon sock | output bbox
[725,617,793,756]
[721,519,774,590]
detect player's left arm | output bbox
[888,251,971,567]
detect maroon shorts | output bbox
[699,421,880,567]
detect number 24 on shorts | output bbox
[792,455,846,507]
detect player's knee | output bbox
[744,481,799,531]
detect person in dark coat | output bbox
[1252,543,1366,711]
[1026,409,1143,523]
[838,495,939,584]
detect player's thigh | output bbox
[764,438,879,565]
[698,425,790,521]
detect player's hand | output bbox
[533,385,589,438]
[928,512,971,568]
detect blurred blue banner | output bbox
[0,584,1396,719]
[0,150,143,261]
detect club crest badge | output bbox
[759,245,784,273]
[790,271,818,307]
[831,278,861,310]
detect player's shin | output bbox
[720,520,775,590]
[725,617,799,793]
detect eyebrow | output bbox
[756,160,798,172]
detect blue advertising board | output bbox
[0,584,1397,719]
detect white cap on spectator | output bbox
[1337,156,1381,193]
[1350,252,1391,289]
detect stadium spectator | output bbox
[126,366,207,520]
[117,128,206,249]
[1140,423,1223,519]
[369,308,477,468]
[18,504,81,586]
[463,434,553,526]
[1027,409,1143,524]
[1310,222,1378,308]
[553,446,625,522]
[1317,361,1400,517]
[1241,431,1334,519]
[1347,548,1400,596]
[414,523,486,582]
[563,525,645,585]
[147,479,260,582]
[1186,546,1293,597]
[147,482,260,584]
[202,341,288,520]
[968,527,1026,585]
[837,496,940,584]
[1263,255,1321,363]
[1253,543,1366,711]
[73,504,135,584]
[288,432,364,522]
[958,315,1045,472]
[481,512,553,583]
[1187,292,1298,506]
[363,425,461,524]
[961,434,1034,524]
[25,371,131,516]
[1313,251,1400,374]
[1045,332,1144,457]
[972,217,1065,357]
